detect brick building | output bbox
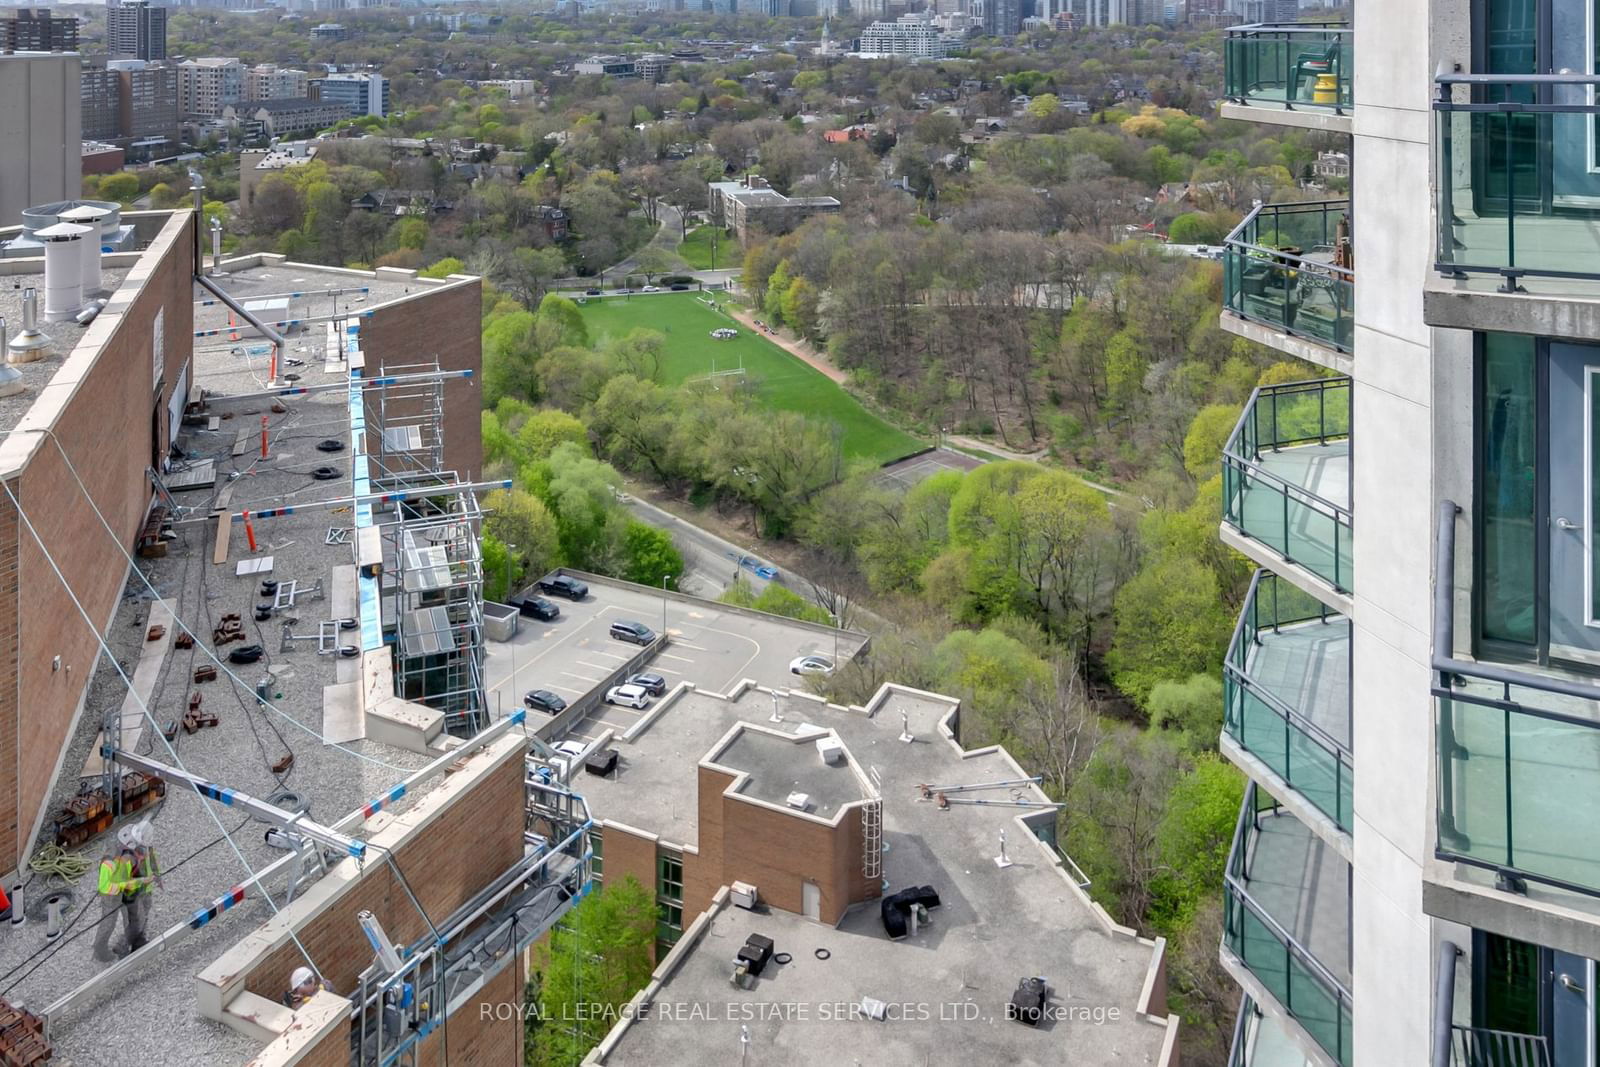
[580,682,1182,1064]
[1,8,78,53]
[708,175,841,241]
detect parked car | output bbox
[523,689,567,714]
[614,288,631,295]
[547,738,589,778]
[789,654,835,676]
[537,575,589,600]
[609,619,655,645]
[628,672,667,696]
[605,683,652,709]
[518,596,560,621]
[585,288,602,296]
[642,285,659,292]
[669,283,690,291]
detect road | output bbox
[620,494,777,599]
[605,203,683,280]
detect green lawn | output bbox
[676,226,728,271]
[577,291,923,465]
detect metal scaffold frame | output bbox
[347,775,593,1067]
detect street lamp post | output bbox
[505,543,517,716]
[661,574,672,636]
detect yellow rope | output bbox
[28,844,91,887]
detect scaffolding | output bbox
[366,358,488,736]
[347,773,592,1067]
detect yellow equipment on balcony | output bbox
[1313,73,1339,106]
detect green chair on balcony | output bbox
[1291,41,1340,103]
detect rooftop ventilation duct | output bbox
[57,204,110,298]
[0,322,24,397]
[33,222,91,323]
[8,288,51,363]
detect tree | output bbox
[499,246,569,311]
[633,245,676,284]
[1182,403,1241,481]
[419,257,464,279]
[527,877,656,1066]
[1107,555,1233,707]
[1151,754,1244,927]
[1026,93,1060,120]
[98,172,140,204]
[544,442,628,571]
[482,488,560,585]
[533,293,590,350]
[1147,673,1224,753]
[932,627,1051,746]
[620,520,684,588]
[482,311,539,407]
[1064,727,1184,925]
[148,182,178,208]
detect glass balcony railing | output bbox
[1222,378,1353,594]
[1434,500,1600,899]
[1226,571,1352,831]
[1229,996,1320,1067]
[1223,200,1355,353]
[1224,24,1352,116]
[1224,785,1353,1066]
[1435,73,1600,286]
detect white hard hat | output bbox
[291,966,316,989]
[132,820,152,848]
[116,825,139,850]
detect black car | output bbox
[609,620,655,645]
[537,575,589,600]
[585,288,602,296]
[519,596,560,621]
[628,672,667,696]
[669,283,690,291]
[523,689,567,714]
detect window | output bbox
[656,851,684,950]
[588,830,603,884]
[1478,332,1537,647]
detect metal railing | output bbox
[348,778,592,1066]
[1433,941,1552,1067]
[1435,73,1600,288]
[1433,500,1600,899]
[1222,377,1354,593]
[1224,199,1355,352]
[1223,783,1353,1066]
[1225,23,1353,115]
[1226,570,1353,831]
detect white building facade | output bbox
[1217,3,1600,1066]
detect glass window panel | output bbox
[1481,333,1537,646]
[1480,933,1542,1034]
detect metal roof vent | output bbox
[8,288,51,363]
[0,322,24,397]
[58,204,109,298]
[34,222,90,323]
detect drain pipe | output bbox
[1433,940,1459,1067]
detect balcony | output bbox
[1429,501,1600,947]
[1223,201,1354,370]
[1223,785,1352,1067]
[1222,379,1353,602]
[1228,996,1319,1067]
[1429,74,1600,340]
[1223,24,1353,133]
[1225,571,1352,843]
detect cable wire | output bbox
[0,478,326,986]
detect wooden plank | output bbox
[82,600,174,777]
[230,429,248,457]
[210,481,237,566]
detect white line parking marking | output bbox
[560,671,605,684]
[659,653,694,664]
[590,650,629,660]
[669,642,707,651]
[653,667,682,676]
[576,661,616,671]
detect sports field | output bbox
[577,291,922,464]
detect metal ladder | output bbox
[862,798,882,882]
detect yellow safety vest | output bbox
[97,854,137,898]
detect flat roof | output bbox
[0,256,486,1063]
[0,266,131,435]
[711,724,867,820]
[595,685,1174,1065]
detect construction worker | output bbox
[283,966,323,1009]
[124,820,161,953]
[92,828,148,962]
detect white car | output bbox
[544,739,588,779]
[605,683,652,710]
[789,655,835,676]
[642,285,660,292]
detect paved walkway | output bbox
[724,306,849,384]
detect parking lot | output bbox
[483,577,867,745]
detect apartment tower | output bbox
[1218,3,1600,1065]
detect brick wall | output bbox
[415,954,522,1066]
[243,748,523,1003]
[8,212,195,871]
[686,766,731,918]
[0,499,18,868]
[598,821,659,903]
[716,793,859,923]
[359,279,482,480]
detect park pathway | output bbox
[723,306,849,384]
